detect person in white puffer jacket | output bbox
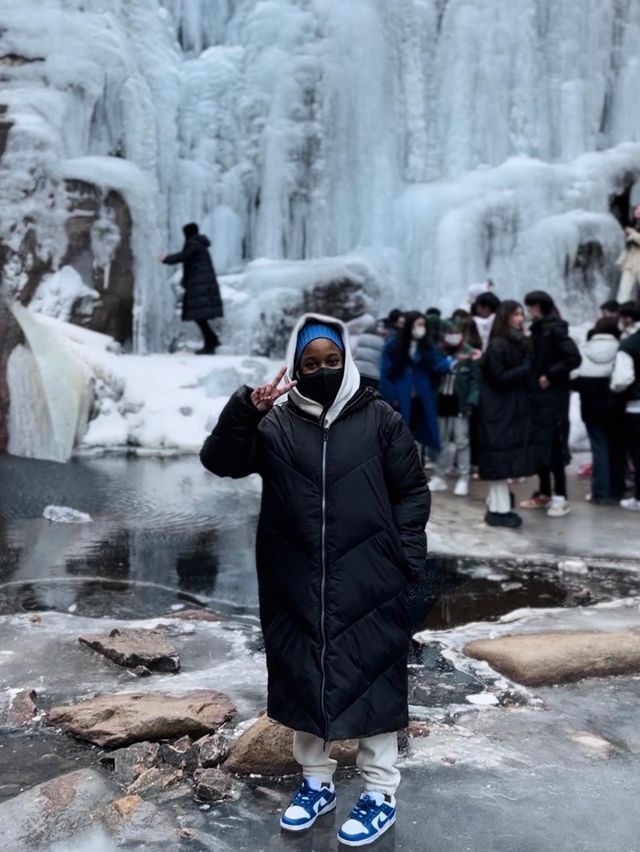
[572,317,626,504]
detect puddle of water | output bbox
[0,731,99,805]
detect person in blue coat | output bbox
[380,311,456,458]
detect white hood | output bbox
[578,334,619,378]
[281,312,361,426]
[473,314,495,352]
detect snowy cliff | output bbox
[1,0,640,352]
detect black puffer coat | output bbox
[200,386,430,740]
[163,235,223,322]
[478,333,535,481]
[529,316,581,468]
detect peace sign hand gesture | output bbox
[251,367,297,412]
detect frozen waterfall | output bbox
[1,0,640,349]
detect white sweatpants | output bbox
[293,730,400,796]
[488,481,511,513]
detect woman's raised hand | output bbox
[251,366,297,412]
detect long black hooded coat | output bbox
[478,332,535,481]
[163,234,223,322]
[529,316,581,468]
[200,386,430,740]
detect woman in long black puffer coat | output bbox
[521,290,581,518]
[200,313,430,845]
[479,300,535,528]
[163,222,223,354]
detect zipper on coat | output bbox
[320,425,330,742]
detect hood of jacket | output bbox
[190,234,211,248]
[532,315,569,337]
[282,312,361,426]
[578,334,618,378]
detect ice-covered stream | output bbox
[1,454,640,850]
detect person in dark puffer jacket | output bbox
[521,290,582,518]
[162,222,224,354]
[200,313,430,846]
[478,300,535,528]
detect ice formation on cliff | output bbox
[1,0,640,349]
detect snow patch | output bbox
[43,506,93,525]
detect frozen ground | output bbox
[428,453,640,566]
[1,455,640,851]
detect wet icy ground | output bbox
[1,454,640,851]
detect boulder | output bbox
[464,630,640,687]
[1,689,38,729]
[99,742,160,787]
[126,766,183,796]
[0,769,115,851]
[167,609,224,623]
[111,794,142,820]
[196,730,233,768]
[46,689,237,748]
[222,715,358,777]
[193,768,242,803]
[79,627,180,673]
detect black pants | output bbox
[586,422,626,502]
[626,413,640,500]
[538,426,567,498]
[195,319,219,352]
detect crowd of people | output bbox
[353,287,640,528]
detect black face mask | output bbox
[296,368,344,409]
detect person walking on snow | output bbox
[200,314,430,846]
[478,300,535,528]
[520,291,581,518]
[610,302,640,511]
[161,223,223,354]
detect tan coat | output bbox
[616,227,640,303]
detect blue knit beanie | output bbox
[295,323,344,366]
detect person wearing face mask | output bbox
[430,319,481,496]
[478,300,535,527]
[200,314,430,847]
[380,311,457,469]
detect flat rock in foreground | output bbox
[46,690,237,748]
[464,630,640,686]
[79,627,180,673]
[223,714,358,776]
[0,769,114,852]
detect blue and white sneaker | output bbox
[338,791,397,846]
[280,777,337,832]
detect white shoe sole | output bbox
[280,798,336,832]
[547,509,571,518]
[338,811,397,846]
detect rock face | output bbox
[46,690,237,748]
[223,715,358,777]
[79,627,180,673]
[0,769,115,852]
[464,631,640,687]
[62,180,135,344]
[0,298,26,452]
